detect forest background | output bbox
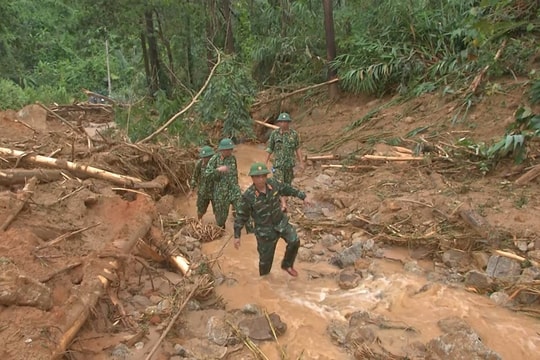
[1,0,539,153]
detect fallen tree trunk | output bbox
[1,177,38,231]
[0,146,143,187]
[515,164,540,185]
[0,169,65,185]
[254,119,279,130]
[321,164,377,170]
[50,196,154,359]
[252,78,339,108]
[133,175,170,191]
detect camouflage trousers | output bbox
[196,196,214,219]
[273,166,294,185]
[256,223,300,276]
[213,198,239,228]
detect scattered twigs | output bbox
[138,50,221,143]
[50,185,85,205]
[0,146,143,187]
[1,176,38,232]
[227,320,270,360]
[35,223,101,251]
[39,262,82,283]
[144,276,207,360]
[264,310,287,360]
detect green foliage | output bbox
[0,80,29,110]
[529,80,540,104]
[457,106,540,173]
[197,56,256,140]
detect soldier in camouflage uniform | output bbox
[205,138,241,228]
[233,162,311,277]
[265,112,304,185]
[189,145,215,220]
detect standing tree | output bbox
[322,0,339,99]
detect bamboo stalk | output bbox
[306,154,340,161]
[321,164,377,170]
[0,146,143,186]
[254,119,279,129]
[252,78,339,107]
[357,154,424,161]
[494,249,539,267]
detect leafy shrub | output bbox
[0,79,29,110]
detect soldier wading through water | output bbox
[233,162,311,277]
[189,145,215,220]
[205,138,241,229]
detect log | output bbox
[133,174,170,191]
[356,154,424,161]
[306,154,341,161]
[515,164,540,185]
[254,119,279,130]
[321,164,377,170]
[1,177,38,231]
[0,146,143,187]
[50,197,154,359]
[0,169,65,185]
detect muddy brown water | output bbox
[187,144,539,359]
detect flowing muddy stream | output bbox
[185,144,539,359]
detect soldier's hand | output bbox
[234,237,241,249]
[217,165,229,173]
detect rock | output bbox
[131,295,151,308]
[297,247,314,262]
[514,267,540,304]
[464,270,493,293]
[442,249,471,270]
[471,251,490,270]
[186,299,202,311]
[314,173,333,186]
[326,319,348,345]
[182,338,228,359]
[320,233,339,247]
[0,269,52,310]
[490,292,512,307]
[110,343,132,360]
[207,316,233,346]
[162,271,184,285]
[173,343,193,357]
[427,317,502,360]
[156,194,175,215]
[337,269,362,290]
[346,324,377,344]
[242,303,262,315]
[403,260,424,275]
[485,255,521,281]
[528,250,540,262]
[303,242,314,249]
[330,243,363,269]
[515,240,528,252]
[238,313,287,341]
[17,104,48,131]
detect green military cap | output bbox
[276,112,291,122]
[217,138,234,150]
[199,145,214,158]
[248,162,270,176]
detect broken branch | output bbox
[1,177,38,232]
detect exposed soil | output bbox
[0,77,539,360]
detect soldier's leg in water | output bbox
[257,238,278,276]
[197,197,211,220]
[213,199,229,228]
[279,167,295,212]
[280,224,300,270]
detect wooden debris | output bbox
[468,39,507,94]
[358,154,424,161]
[0,168,65,185]
[252,78,339,108]
[144,276,208,360]
[321,164,377,170]
[494,249,539,268]
[0,146,143,187]
[34,223,101,251]
[1,177,38,232]
[515,164,540,185]
[306,154,341,161]
[254,119,279,130]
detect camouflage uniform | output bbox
[234,175,306,276]
[205,152,241,228]
[266,127,301,185]
[190,158,214,218]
